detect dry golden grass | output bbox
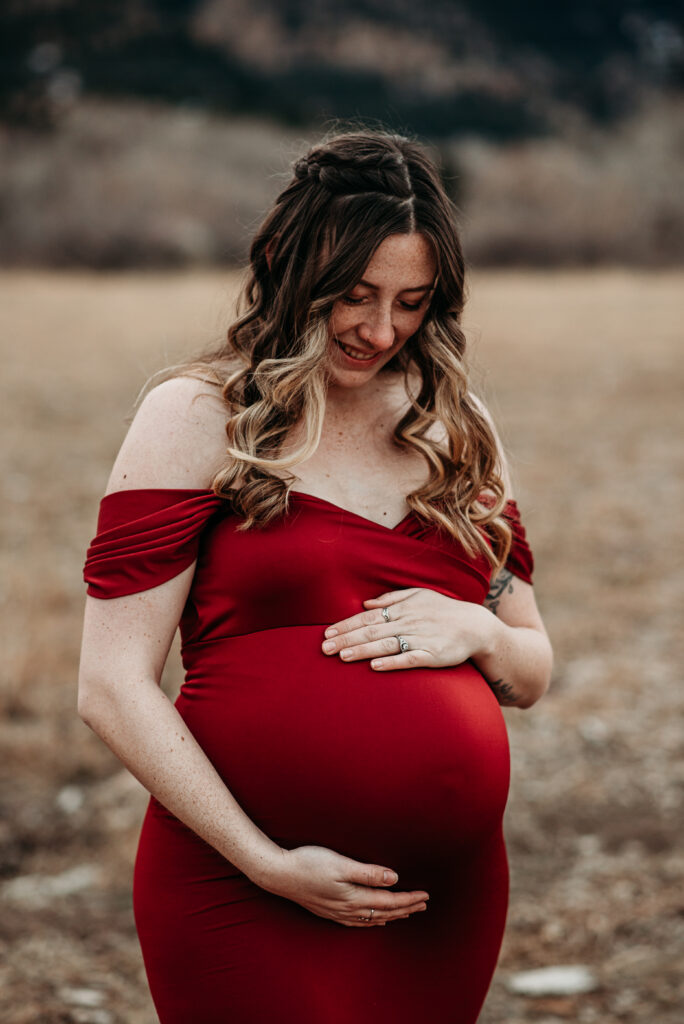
[0,269,682,1022]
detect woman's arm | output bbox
[454,392,552,706]
[80,568,288,881]
[79,377,429,925]
[79,376,284,879]
[468,395,552,706]
[470,574,552,708]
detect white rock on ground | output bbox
[506,964,599,996]
[59,986,105,1007]
[72,1011,113,1024]
[1,865,102,909]
[56,784,85,814]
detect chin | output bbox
[328,367,381,389]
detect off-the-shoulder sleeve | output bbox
[501,500,534,585]
[83,489,224,599]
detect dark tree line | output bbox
[1,0,682,134]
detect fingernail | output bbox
[384,870,398,884]
[325,628,338,638]
[322,640,335,653]
[340,649,352,659]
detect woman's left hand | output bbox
[321,588,499,671]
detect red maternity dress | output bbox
[84,488,534,1024]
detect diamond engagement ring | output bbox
[396,635,410,653]
[381,607,391,623]
[358,908,375,922]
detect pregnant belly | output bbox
[177,625,510,870]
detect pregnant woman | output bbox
[79,129,552,1023]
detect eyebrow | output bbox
[357,279,434,293]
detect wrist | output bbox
[244,841,290,892]
[473,605,506,660]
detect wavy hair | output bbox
[178,128,511,569]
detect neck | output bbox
[325,365,410,411]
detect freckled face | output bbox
[328,232,437,387]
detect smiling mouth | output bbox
[335,338,379,361]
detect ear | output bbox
[265,239,276,271]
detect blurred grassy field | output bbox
[0,269,682,1022]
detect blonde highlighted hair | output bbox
[172,128,512,570]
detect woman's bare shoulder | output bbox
[105,375,229,495]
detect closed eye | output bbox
[341,296,424,311]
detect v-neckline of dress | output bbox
[289,490,415,533]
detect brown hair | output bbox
[181,128,511,568]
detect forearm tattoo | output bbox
[484,570,520,703]
[487,678,520,706]
[484,569,514,616]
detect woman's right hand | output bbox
[256,845,429,927]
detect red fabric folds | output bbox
[501,500,534,585]
[83,488,535,602]
[84,488,224,599]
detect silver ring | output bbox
[396,635,409,654]
[381,607,391,623]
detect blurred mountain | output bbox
[2,0,683,137]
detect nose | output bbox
[358,308,395,350]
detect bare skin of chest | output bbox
[285,374,430,528]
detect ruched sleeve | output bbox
[83,488,224,599]
[501,500,534,585]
